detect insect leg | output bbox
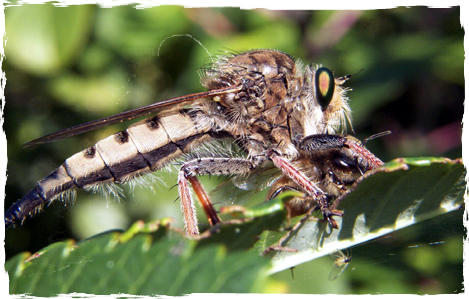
[344,138,384,170]
[298,134,347,151]
[268,152,342,228]
[178,157,259,235]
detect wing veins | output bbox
[23,85,241,147]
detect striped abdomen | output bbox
[5,109,218,228]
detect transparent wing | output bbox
[328,250,351,281]
[231,166,282,191]
[210,165,282,206]
[24,85,241,147]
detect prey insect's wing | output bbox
[231,166,282,192]
[210,165,282,206]
[23,85,241,147]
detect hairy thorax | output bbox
[201,49,350,159]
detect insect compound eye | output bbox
[332,156,355,170]
[331,153,363,184]
[331,150,358,172]
[314,67,336,111]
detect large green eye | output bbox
[315,67,335,111]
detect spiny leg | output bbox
[178,171,204,235]
[268,152,342,229]
[298,134,346,152]
[187,176,221,227]
[344,138,384,170]
[178,157,260,235]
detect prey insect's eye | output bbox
[332,157,355,170]
[315,67,335,111]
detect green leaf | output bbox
[263,157,465,274]
[6,219,275,296]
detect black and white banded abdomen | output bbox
[5,109,218,228]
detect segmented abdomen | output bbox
[5,109,216,228]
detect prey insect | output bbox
[268,134,383,220]
[261,134,383,255]
[5,49,378,235]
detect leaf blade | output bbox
[266,157,464,274]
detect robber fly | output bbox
[5,49,382,235]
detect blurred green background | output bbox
[3,5,464,294]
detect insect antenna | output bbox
[338,68,364,82]
[362,130,392,145]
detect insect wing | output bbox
[210,166,282,206]
[23,85,241,147]
[328,250,351,281]
[231,166,282,191]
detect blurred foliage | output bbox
[3,5,464,295]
